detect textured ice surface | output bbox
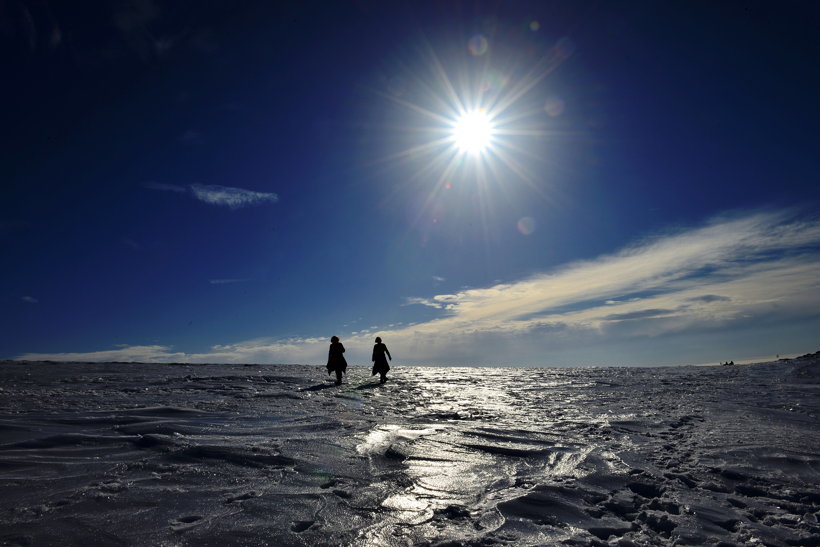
[0,359,818,545]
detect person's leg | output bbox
[380,373,387,383]
[336,370,343,385]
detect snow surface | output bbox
[0,359,818,545]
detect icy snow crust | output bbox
[0,360,818,546]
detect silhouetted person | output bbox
[371,336,392,383]
[327,336,347,385]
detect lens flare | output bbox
[517,217,536,235]
[468,34,488,56]
[544,96,565,117]
[452,110,494,155]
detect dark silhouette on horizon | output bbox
[326,336,347,385]
[371,336,392,384]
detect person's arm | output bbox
[385,346,392,360]
[340,343,345,353]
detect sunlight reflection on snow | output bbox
[4,361,819,545]
[356,424,441,457]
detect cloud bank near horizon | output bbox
[17,209,820,366]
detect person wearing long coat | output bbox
[327,336,347,385]
[371,336,392,383]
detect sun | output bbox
[374,34,577,193]
[451,109,494,155]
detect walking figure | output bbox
[327,336,347,385]
[371,336,392,383]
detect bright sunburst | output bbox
[452,109,494,155]
[370,32,577,232]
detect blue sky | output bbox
[3,1,819,366]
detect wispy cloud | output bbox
[687,294,731,304]
[145,182,279,209]
[18,345,186,363]
[402,297,446,309]
[16,210,820,366]
[602,309,676,321]
[414,212,816,340]
[21,296,38,304]
[16,340,327,365]
[190,184,278,209]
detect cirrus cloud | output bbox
[145,182,279,209]
[190,184,278,209]
[16,209,820,367]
